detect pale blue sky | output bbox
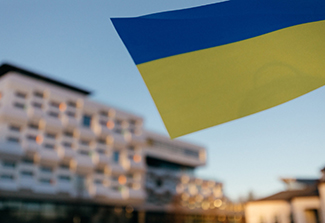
[1,0,325,200]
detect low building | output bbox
[246,171,325,223]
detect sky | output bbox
[1,0,325,201]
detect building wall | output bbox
[318,183,325,223]
[0,71,146,205]
[245,200,291,223]
[291,197,320,223]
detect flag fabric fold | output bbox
[112,0,325,138]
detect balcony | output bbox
[62,115,79,128]
[34,182,56,194]
[128,188,146,201]
[89,184,109,198]
[92,153,110,166]
[56,181,76,196]
[18,177,35,190]
[79,127,96,141]
[22,140,39,155]
[44,115,63,132]
[129,159,145,172]
[0,104,28,124]
[72,154,94,174]
[110,163,127,175]
[38,148,60,166]
[0,179,18,191]
[0,141,24,159]
[57,146,76,160]
[94,125,112,137]
[130,133,146,145]
[27,106,44,121]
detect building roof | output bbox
[256,186,319,202]
[0,63,91,95]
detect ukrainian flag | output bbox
[111,0,325,138]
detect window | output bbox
[82,115,92,127]
[26,135,37,141]
[95,168,104,174]
[21,171,33,177]
[62,142,72,148]
[94,179,102,185]
[97,138,106,145]
[13,102,24,109]
[115,120,122,126]
[80,140,90,146]
[60,163,70,169]
[66,111,76,117]
[99,111,108,117]
[7,136,19,143]
[34,91,44,98]
[2,161,16,168]
[114,129,122,134]
[79,150,89,156]
[48,111,59,118]
[128,146,135,151]
[28,123,39,130]
[49,101,60,108]
[44,144,55,149]
[32,102,43,109]
[67,101,77,108]
[22,157,34,164]
[64,131,74,138]
[15,92,27,99]
[129,119,136,125]
[58,175,71,182]
[40,166,53,173]
[45,132,56,139]
[97,149,105,154]
[113,151,119,163]
[1,174,14,180]
[39,178,51,184]
[9,125,21,132]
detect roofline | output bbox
[0,63,91,95]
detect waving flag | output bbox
[111,0,325,138]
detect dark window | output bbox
[67,101,77,108]
[9,125,21,132]
[64,131,74,137]
[60,163,70,169]
[32,102,43,109]
[7,136,20,143]
[1,174,14,180]
[44,144,55,149]
[115,120,122,126]
[97,138,106,144]
[13,102,25,109]
[39,178,51,184]
[28,123,39,129]
[82,115,92,127]
[184,149,199,158]
[99,120,107,126]
[45,132,56,139]
[22,158,34,164]
[114,129,122,134]
[99,111,108,117]
[26,135,37,141]
[94,179,102,185]
[33,91,44,98]
[113,151,119,163]
[21,171,33,177]
[129,120,136,125]
[97,149,105,154]
[50,101,60,108]
[40,167,53,173]
[2,161,16,168]
[95,168,105,174]
[79,150,89,156]
[62,142,72,148]
[48,111,59,118]
[66,111,76,117]
[80,140,90,146]
[15,92,27,99]
[58,175,71,182]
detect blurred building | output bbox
[0,63,243,223]
[245,168,325,223]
